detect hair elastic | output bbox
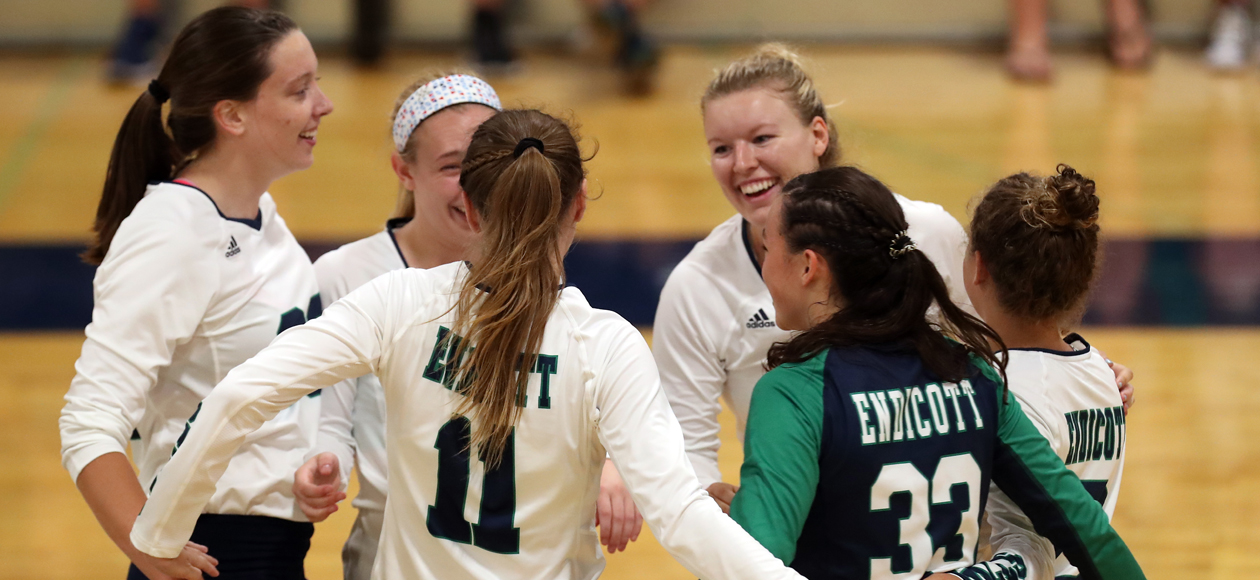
[148,79,170,104]
[513,137,545,159]
[889,230,917,259]
[392,74,502,152]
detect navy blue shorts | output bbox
[127,513,314,580]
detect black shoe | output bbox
[598,1,659,95]
[472,8,518,73]
[351,0,389,66]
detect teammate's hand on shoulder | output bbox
[706,482,738,514]
[596,458,643,553]
[293,452,346,522]
[1106,358,1136,414]
[133,541,219,579]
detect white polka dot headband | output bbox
[391,74,502,152]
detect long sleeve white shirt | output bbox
[655,196,972,487]
[132,262,804,580]
[986,334,1127,579]
[310,223,410,514]
[60,182,322,520]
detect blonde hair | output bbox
[389,69,492,219]
[701,43,840,168]
[449,109,587,466]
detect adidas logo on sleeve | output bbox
[746,308,777,329]
[225,236,241,258]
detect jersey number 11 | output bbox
[427,416,521,554]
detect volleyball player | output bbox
[128,109,806,580]
[654,44,1135,509]
[290,71,501,580]
[292,73,642,580]
[964,165,1127,578]
[59,7,332,579]
[656,44,971,505]
[727,165,1144,580]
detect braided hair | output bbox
[766,166,1007,389]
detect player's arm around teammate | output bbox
[726,166,1142,579]
[129,109,803,580]
[290,76,641,576]
[291,72,505,580]
[59,7,332,580]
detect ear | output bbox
[809,116,829,161]
[462,191,482,233]
[572,179,588,224]
[390,152,417,192]
[970,250,990,287]
[213,99,247,137]
[800,248,825,286]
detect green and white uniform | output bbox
[986,334,1127,579]
[729,344,1144,580]
[61,181,322,520]
[132,262,806,580]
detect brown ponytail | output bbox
[452,109,587,466]
[85,90,175,265]
[84,6,297,264]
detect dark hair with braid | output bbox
[766,166,1008,388]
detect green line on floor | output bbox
[0,58,89,215]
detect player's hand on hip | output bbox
[1106,358,1136,414]
[596,458,643,553]
[706,481,738,514]
[133,541,219,579]
[293,452,346,522]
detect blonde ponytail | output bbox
[449,110,586,466]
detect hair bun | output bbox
[1022,164,1099,231]
[752,42,805,68]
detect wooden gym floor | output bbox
[1,44,1258,579]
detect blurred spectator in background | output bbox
[1006,0,1151,81]
[1205,0,1256,70]
[470,0,659,93]
[107,0,273,84]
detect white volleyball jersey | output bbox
[986,334,1127,579]
[60,181,321,521]
[131,262,804,580]
[655,196,971,487]
[312,219,410,516]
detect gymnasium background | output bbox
[2,0,1258,578]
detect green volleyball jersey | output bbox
[728,344,1144,580]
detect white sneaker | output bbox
[1207,4,1252,70]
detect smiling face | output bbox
[703,86,829,231]
[237,30,333,178]
[399,103,498,247]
